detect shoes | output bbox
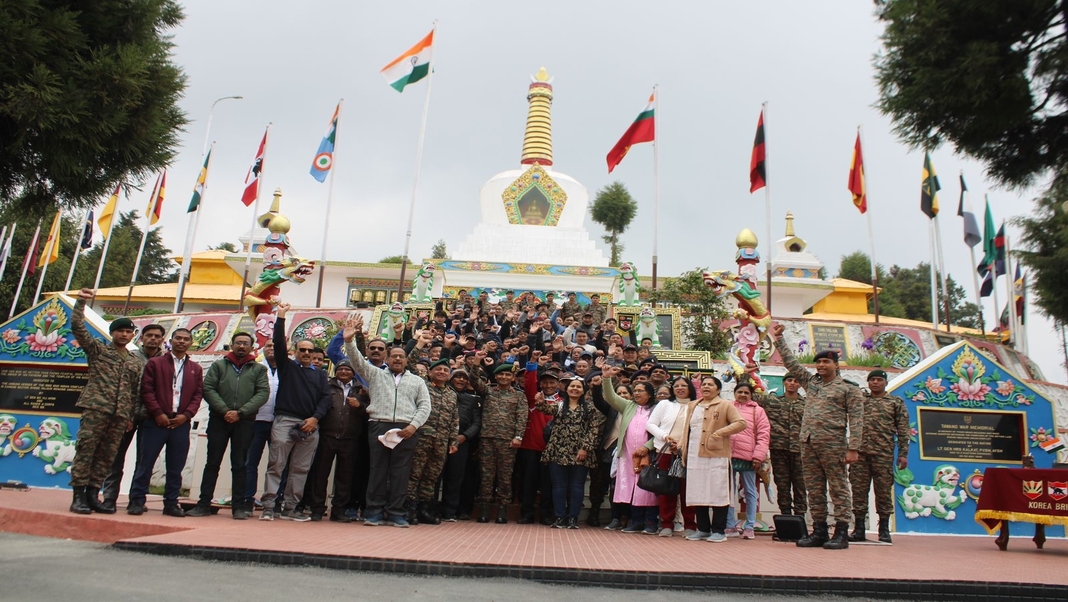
[259,509,275,521]
[539,516,554,526]
[99,498,117,513]
[389,515,410,528]
[742,528,755,540]
[686,530,711,541]
[658,527,673,537]
[683,529,696,538]
[604,519,623,531]
[162,505,186,518]
[85,487,115,514]
[643,525,659,535]
[724,526,741,538]
[672,521,684,532]
[185,505,212,518]
[440,511,457,522]
[878,515,893,544]
[707,532,728,543]
[69,487,91,515]
[823,522,850,550]
[551,518,567,529]
[518,515,535,525]
[418,504,441,525]
[364,513,385,526]
[279,509,310,522]
[310,511,324,522]
[797,523,829,548]
[622,522,644,533]
[329,511,352,523]
[477,503,490,524]
[232,508,251,520]
[567,517,579,529]
[586,514,601,527]
[252,498,264,509]
[495,504,508,524]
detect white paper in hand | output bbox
[378,428,404,449]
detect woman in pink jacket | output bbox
[725,382,770,539]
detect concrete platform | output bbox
[2,488,1065,600]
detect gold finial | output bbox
[736,228,758,248]
[785,211,795,237]
[521,68,554,166]
[258,188,291,233]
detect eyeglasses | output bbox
[297,348,314,354]
[232,341,251,347]
[368,346,387,352]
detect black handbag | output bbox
[638,452,680,496]
[542,420,554,442]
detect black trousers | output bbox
[695,505,730,535]
[346,426,371,512]
[197,415,254,509]
[588,454,613,513]
[515,448,553,519]
[307,435,357,513]
[439,438,470,515]
[101,424,140,502]
[366,421,419,518]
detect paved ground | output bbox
[1,533,890,602]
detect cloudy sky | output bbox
[135,0,1063,382]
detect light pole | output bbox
[174,95,243,313]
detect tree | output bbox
[378,255,404,264]
[0,211,83,316]
[0,0,188,214]
[1015,170,1068,324]
[430,239,449,260]
[874,1,1068,188]
[648,268,732,356]
[209,242,239,253]
[589,181,638,265]
[72,211,177,293]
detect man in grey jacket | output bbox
[343,317,431,527]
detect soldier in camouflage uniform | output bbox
[849,369,909,544]
[560,292,583,322]
[499,290,519,314]
[69,289,145,515]
[406,344,459,525]
[772,323,864,550]
[477,363,528,524]
[585,294,609,326]
[756,374,807,517]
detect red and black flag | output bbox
[749,110,766,193]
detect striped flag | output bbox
[37,211,61,269]
[241,130,267,207]
[98,183,120,238]
[188,148,212,213]
[381,29,434,93]
[749,110,767,193]
[848,134,866,213]
[607,93,655,173]
[310,104,339,183]
[146,171,166,225]
[920,152,940,219]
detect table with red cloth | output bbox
[974,467,1068,551]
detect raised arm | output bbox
[770,323,813,389]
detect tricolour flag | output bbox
[749,110,766,192]
[22,223,41,276]
[848,134,866,213]
[310,104,339,183]
[37,211,61,269]
[957,175,981,248]
[241,130,267,207]
[381,30,434,93]
[98,183,120,238]
[146,171,166,225]
[80,210,94,250]
[607,93,655,173]
[920,152,940,218]
[188,148,212,213]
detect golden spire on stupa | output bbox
[521,67,554,166]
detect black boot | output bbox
[69,487,91,515]
[823,522,850,550]
[796,522,828,548]
[406,499,419,525]
[84,487,115,514]
[495,504,508,524]
[848,518,866,542]
[877,515,892,544]
[418,502,440,525]
[477,503,490,523]
[100,498,117,513]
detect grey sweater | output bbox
[345,340,431,427]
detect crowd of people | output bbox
[66,288,911,549]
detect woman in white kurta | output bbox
[601,369,659,534]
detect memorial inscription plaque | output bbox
[917,407,1025,463]
[810,324,849,361]
[0,365,84,415]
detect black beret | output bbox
[814,350,839,362]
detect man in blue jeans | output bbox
[244,339,279,509]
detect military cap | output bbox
[430,359,451,370]
[867,369,888,381]
[814,349,839,362]
[109,317,135,333]
[494,363,517,375]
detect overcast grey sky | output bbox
[140,1,1063,382]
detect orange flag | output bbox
[848,133,866,213]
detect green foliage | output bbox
[1014,170,1068,324]
[649,268,731,356]
[0,0,188,213]
[209,242,239,253]
[378,255,404,264]
[874,0,1067,187]
[103,308,170,320]
[430,239,449,260]
[589,181,638,265]
[846,351,894,367]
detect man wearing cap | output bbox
[771,323,864,550]
[477,363,528,523]
[499,290,518,314]
[561,292,583,322]
[622,344,639,367]
[440,367,485,521]
[585,294,608,326]
[648,364,671,390]
[305,359,369,522]
[404,350,459,525]
[517,349,559,524]
[68,289,146,515]
[186,331,270,519]
[849,369,909,544]
[756,374,807,518]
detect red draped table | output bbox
[974,467,1068,551]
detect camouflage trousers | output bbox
[478,438,517,504]
[770,449,807,516]
[407,435,448,503]
[801,440,852,525]
[848,452,895,525]
[70,409,128,488]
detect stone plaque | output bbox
[810,324,849,361]
[917,408,1025,463]
[0,366,85,415]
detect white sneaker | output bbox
[686,530,711,541]
[724,526,741,538]
[707,532,728,543]
[658,527,673,537]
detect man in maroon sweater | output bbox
[127,328,204,517]
[516,343,559,525]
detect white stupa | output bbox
[452,68,610,268]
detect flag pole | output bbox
[0,223,16,285]
[928,220,939,329]
[1004,231,1017,346]
[32,212,61,305]
[0,226,7,277]
[9,219,42,319]
[240,124,272,312]
[932,215,951,331]
[64,210,91,293]
[651,85,661,295]
[90,189,121,309]
[761,101,773,316]
[988,217,1001,342]
[969,245,985,334]
[857,125,880,323]
[175,142,215,313]
[123,175,162,315]
[397,21,437,302]
[315,99,343,308]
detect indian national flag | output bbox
[607,93,655,173]
[381,30,434,93]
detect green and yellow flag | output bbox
[920,152,940,219]
[187,148,212,213]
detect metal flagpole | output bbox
[1004,232,1017,346]
[989,244,1001,342]
[123,175,162,315]
[90,189,121,309]
[175,142,216,313]
[0,226,7,279]
[0,223,15,284]
[928,220,939,329]
[315,99,343,308]
[762,101,773,316]
[32,212,61,305]
[933,215,951,331]
[64,210,91,292]
[969,245,985,334]
[240,124,272,312]
[857,125,879,322]
[397,21,437,302]
[9,219,42,319]
[651,85,660,295]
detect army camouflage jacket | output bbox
[481,385,528,441]
[756,392,806,453]
[860,391,910,459]
[775,338,864,450]
[72,300,145,420]
[406,346,459,446]
[585,303,608,325]
[560,300,583,321]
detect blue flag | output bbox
[310,104,340,183]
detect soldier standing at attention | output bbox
[477,363,528,524]
[771,322,864,550]
[849,369,909,544]
[406,332,459,525]
[755,373,807,517]
[560,292,583,322]
[69,289,145,515]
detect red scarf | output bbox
[225,351,256,369]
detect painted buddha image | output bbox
[517,186,551,225]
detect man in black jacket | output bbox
[260,303,332,522]
[306,360,368,522]
[440,368,484,521]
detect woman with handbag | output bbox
[537,376,605,529]
[600,367,659,534]
[681,375,747,542]
[724,382,771,540]
[645,376,699,537]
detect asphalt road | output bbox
[0,533,891,602]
